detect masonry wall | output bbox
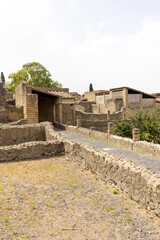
[143,98,154,108]
[0,96,23,123]
[8,105,23,122]
[128,94,140,108]
[44,122,160,217]
[84,91,96,102]
[111,90,123,98]
[15,82,26,107]
[62,104,73,124]
[0,124,45,146]
[76,101,95,113]
[0,141,65,161]
[96,95,104,105]
[25,94,38,123]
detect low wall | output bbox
[81,120,108,131]
[0,140,65,161]
[43,123,160,216]
[65,125,160,159]
[134,141,160,159]
[0,124,45,146]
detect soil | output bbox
[0,157,160,240]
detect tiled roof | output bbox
[32,87,74,99]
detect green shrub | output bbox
[114,121,132,138]
[113,108,160,144]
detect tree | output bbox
[89,83,94,91]
[1,72,5,84]
[113,109,160,144]
[6,62,62,93]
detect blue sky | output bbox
[0,0,160,94]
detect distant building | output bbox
[93,86,159,117]
[15,82,75,124]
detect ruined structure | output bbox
[0,83,23,123]
[93,87,159,117]
[15,82,75,124]
[75,87,160,131]
[0,121,159,217]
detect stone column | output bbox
[59,103,62,125]
[77,116,81,127]
[90,126,95,131]
[53,104,56,122]
[123,88,128,108]
[122,107,126,120]
[132,128,140,142]
[72,104,76,121]
[108,122,114,138]
[139,93,143,109]
[107,110,111,121]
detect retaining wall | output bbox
[0,140,65,161]
[44,122,160,217]
[0,124,45,146]
[64,125,160,159]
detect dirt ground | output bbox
[0,156,160,240]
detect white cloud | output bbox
[69,0,79,14]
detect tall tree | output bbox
[1,72,5,84]
[89,83,94,91]
[7,62,62,93]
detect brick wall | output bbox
[25,94,38,123]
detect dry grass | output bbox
[0,156,160,240]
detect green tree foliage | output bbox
[113,109,160,144]
[6,62,62,93]
[114,121,132,138]
[89,83,94,91]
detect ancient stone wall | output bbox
[44,122,160,217]
[25,94,39,123]
[0,124,45,146]
[76,101,95,113]
[62,104,73,124]
[0,141,64,161]
[0,96,23,123]
[64,124,160,159]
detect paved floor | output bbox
[56,129,160,175]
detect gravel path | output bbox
[56,129,160,175]
[0,157,160,240]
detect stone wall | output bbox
[0,121,159,216]
[0,83,13,100]
[0,96,23,123]
[44,122,160,217]
[0,141,64,161]
[76,101,95,113]
[25,94,39,123]
[133,141,160,159]
[65,124,160,159]
[62,104,73,124]
[84,91,97,102]
[75,109,124,131]
[0,124,45,146]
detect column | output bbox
[108,122,114,139]
[59,103,62,124]
[132,128,140,142]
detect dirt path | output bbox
[57,129,160,174]
[0,157,160,240]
